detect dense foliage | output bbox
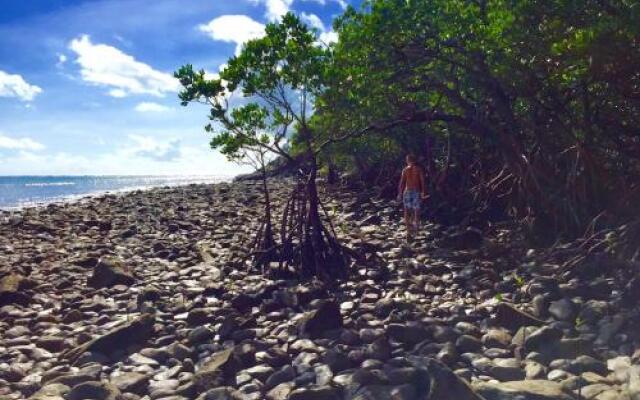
[178,0,639,263]
[310,0,640,240]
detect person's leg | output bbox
[403,207,409,231]
[410,192,419,237]
[404,206,411,239]
[402,192,411,239]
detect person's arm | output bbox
[398,169,406,199]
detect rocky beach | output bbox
[1,178,639,400]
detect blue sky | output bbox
[0,0,353,176]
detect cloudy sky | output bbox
[0,0,353,176]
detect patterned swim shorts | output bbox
[403,189,421,210]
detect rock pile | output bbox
[0,179,639,400]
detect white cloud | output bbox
[68,35,180,97]
[300,0,347,9]
[199,15,265,55]
[0,70,42,102]
[0,140,248,176]
[125,135,181,161]
[300,12,325,31]
[300,12,339,45]
[319,30,339,44]
[249,0,293,21]
[199,11,337,54]
[203,70,220,81]
[0,134,45,151]
[109,89,128,98]
[135,102,171,112]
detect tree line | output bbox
[175,0,640,278]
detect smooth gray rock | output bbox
[482,329,512,349]
[28,384,70,400]
[111,372,149,395]
[494,303,544,331]
[193,348,241,391]
[88,257,135,288]
[63,314,155,363]
[298,301,343,339]
[67,381,120,400]
[490,358,525,381]
[288,386,342,400]
[473,380,576,400]
[524,326,563,351]
[387,323,429,345]
[548,299,576,321]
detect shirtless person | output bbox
[398,154,427,239]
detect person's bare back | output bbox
[402,164,425,192]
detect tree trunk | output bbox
[261,131,347,280]
[261,163,275,250]
[299,149,346,279]
[327,161,339,185]
[303,155,321,276]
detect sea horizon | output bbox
[0,174,226,177]
[0,175,232,210]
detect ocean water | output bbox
[0,175,229,209]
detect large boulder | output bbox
[193,348,243,392]
[421,358,485,400]
[548,298,577,321]
[188,326,215,345]
[45,373,98,388]
[88,257,135,288]
[400,356,483,400]
[67,381,120,400]
[387,323,430,346]
[0,273,31,306]
[472,380,576,400]
[494,303,544,331]
[298,300,343,339]
[63,314,155,363]
[523,326,563,351]
[110,372,149,395]
[28,384,70,400]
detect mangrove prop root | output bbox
[246,176,365,280]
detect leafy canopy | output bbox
[312,0,640,236]
[175,12,330,164]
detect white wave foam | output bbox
[2,175,231,210]
[24,182,76,187]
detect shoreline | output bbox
[0,175,233,212]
